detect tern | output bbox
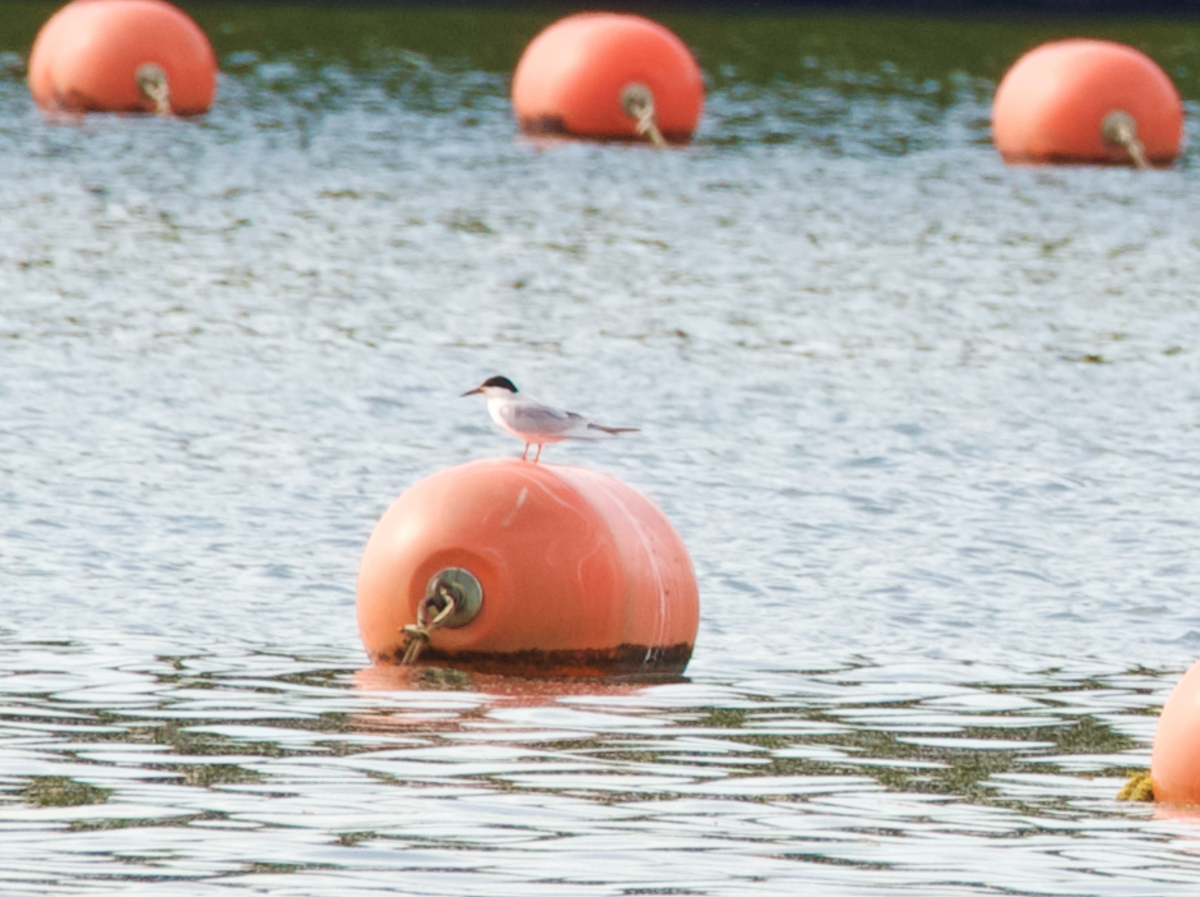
[461,375,639,462]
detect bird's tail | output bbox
[588,423,640,435]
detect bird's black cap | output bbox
[481,375,517,392]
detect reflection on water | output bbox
[0,639,1189,895]
[4,4,1200,894]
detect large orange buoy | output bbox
[356,459,699,678]
[512,12,704,146]
[1151,657,1200,806]
[28,0,217,116]
[992,39,1182,168]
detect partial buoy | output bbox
[992,39,1182,168]
[1151,657,1200,806]
[356,458,699,678]
[512,12,704,146]
[28,0,217,116]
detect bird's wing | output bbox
[498,401,576,437]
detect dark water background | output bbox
[4,4,1200,894]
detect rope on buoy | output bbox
[400,584,459,665]
[1102,111,1149,170]
[136,63,171,116]
[621,83,667,148]
[1116,769,1155,802]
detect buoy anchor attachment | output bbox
[135,63,171,116]
[621,83,666,148]
[400,568,484,665]
[1101,111,1149,169]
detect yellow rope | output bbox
[1116,769,1155,802]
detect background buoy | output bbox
[1151,657,1200,806]
[356,458,699,678]
[512,12,704,145]
[991,39,1182,168]
[28,0,217,116]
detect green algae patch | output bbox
[22,776,111,807]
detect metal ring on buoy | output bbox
[356,458,700,678]
[398,569,485,665]
[28,0,218,116]
[991,39,1182,168]
[512,12,704,145]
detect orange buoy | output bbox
[512,12,704,145]
[356,458,699,678]
[1152,657,1200,806]
[28,0,217,116]
[992,39,1182,168]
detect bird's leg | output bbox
[521,443,530,461]
[533,444,543,463]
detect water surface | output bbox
[3,6,1200,895]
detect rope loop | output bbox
[136,63,172,116]
[621,83,667,149]
[399,584,459,666]
[1102,110,1149,170]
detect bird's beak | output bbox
[460,387,482,397]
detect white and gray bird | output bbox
[461,375,639,462]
